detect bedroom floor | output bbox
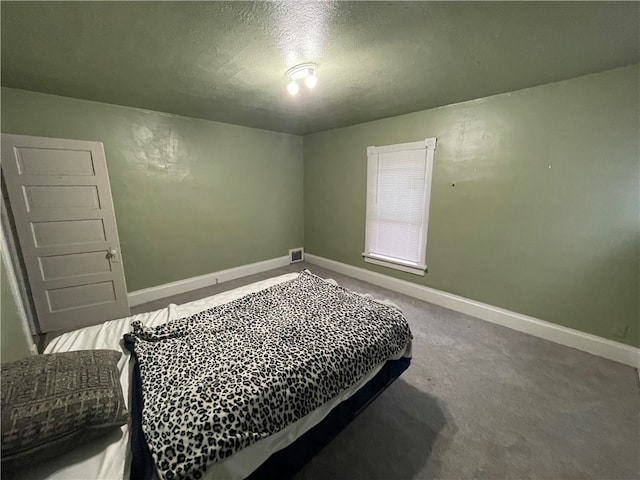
[132,262,640,480]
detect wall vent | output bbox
[289,247,304,263]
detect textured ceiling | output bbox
[2,1,638,135]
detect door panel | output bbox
[31,219,107,247]
[47,281,116,312]
[39,251,112,281]
[17,148,96,176]
[2,134,129,332]
[23,185,101,210]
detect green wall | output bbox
[1,252,34,362]
[304,65,639,347]
[1,88,304,291]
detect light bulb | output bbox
[304,74,317,89]
[287,80,299,96]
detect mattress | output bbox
[20,272,410,480]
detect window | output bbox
[363,138,436,276]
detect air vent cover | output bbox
[289,247,304,263]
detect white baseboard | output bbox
[128,256,290,307]
[305,254,640,369]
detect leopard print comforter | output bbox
[127,270,412,480]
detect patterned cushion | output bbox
[1,350,128,468]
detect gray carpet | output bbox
[132,262,640,480]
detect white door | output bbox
[1,134,130,332]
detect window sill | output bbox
[362,254,427,276]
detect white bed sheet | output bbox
[23,272,410,480]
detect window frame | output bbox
[362,137,436,276]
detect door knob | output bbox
[107,248,120,263]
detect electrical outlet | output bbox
[613,323,629,338]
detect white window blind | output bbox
[363,138,436,276]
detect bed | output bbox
[3,270,412,480]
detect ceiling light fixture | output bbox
[287,80,299,96]
[304,74,317,89]
[286,63,317,96]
